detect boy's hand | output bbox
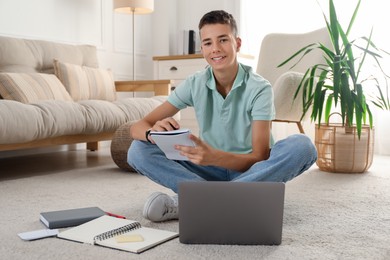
[152,117,180,132]
[175,134,218,166]
[147,117,180,144]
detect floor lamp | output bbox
[114,0,154,80]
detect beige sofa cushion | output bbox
[0,97,166,144]
[273,71,313,121]
[0,100,86,143]
[0,73,72,103]
[53,60,116,101]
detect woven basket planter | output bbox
[315,122,374,173]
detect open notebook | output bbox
[57,215,178,254]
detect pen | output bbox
[105,211,126,219]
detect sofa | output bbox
[0,35,171,157]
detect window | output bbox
[240,0,389,71]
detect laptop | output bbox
[178,181,285,245]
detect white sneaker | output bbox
[143,192,179,222]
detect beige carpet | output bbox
[0,148,389,260]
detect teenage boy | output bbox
[127,10,317,222]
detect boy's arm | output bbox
[130,101,180,142]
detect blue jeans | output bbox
[127,134,317,194]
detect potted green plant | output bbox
[278,0,389,173]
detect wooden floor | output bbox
[0,147,114,181]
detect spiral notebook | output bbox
[57,215,178,253]
[150,128,195,160]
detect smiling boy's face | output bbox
[200,23,241,72]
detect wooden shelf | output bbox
[153,54,203,61]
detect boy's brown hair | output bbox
[198,10,238,37]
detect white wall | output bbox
[0,0,103,45]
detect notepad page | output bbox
[151,130,195,160]
[58,216,137,244]
[96,227,179,253]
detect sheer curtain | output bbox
[240,0,390,155]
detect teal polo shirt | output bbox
[168,63,275,153]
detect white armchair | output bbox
[256,27,331,133]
